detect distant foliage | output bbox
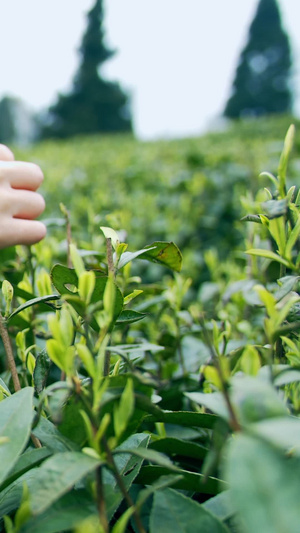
[224,0,293,119]
[41,0,132,139]
[0,96,37,145]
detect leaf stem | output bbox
[96,466,109,533]
[0,312,21,392]
[106,238,115,277]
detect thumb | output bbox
[0,144,14,161]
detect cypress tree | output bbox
[42,0,132,138]
[224,0,293,118]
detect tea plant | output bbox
[0,122,300,532]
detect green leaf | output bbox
[116,310,147,324]
[136,466,226,495]
[149,488,230,533]
[150,438,208,461]
[116,247,156,270]
[224,433,300,533]
[0,387,34,486]
[261,199,288,219]
[51,264,123,329]
[140,242,182,272]
[240,214,262,224]
[114,447,178,471]
[1,447,51,490]
[202,491,235,522]
[100,226,120,249]
[0,469,37,517]
[245,249,291,268]
[69,244,85,277]
[33,350,51,395]
[7,294,60,323]
[285,213,300,259]
[18,490,96,533]
[29,452,101,515]
[274,368,300,386]
[32,416,79,453]
[103,433,150,520]
[249,416,300,454]
[185,392,229,420]
[111,507,134,533]
[145,409,219,429]
[278,124,295,196]
[114,378,135,439]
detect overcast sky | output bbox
[0,0,299,139]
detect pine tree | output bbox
[224,0,293,119]
[42,0,132,138]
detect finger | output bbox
[0,161,44,191]
[11,190,46,219]
[0,144,14,162]
[0,219,46,249]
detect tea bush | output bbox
[0,117,300,532]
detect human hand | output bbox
[0,144,46,249]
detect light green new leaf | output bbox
[245,249,291,268]
[285,213,300,260]
[149,488,229,533]
[100,226,120,249]
[113,378,135,439]
[278,124,295,196]
[0,387,34,486]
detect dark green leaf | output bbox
[32,416,79,453]
[7,295,60,323]
[224,434,300,533]
[240,214,262,224]
[145,410,219,429]
[0,388,34,485]
[136,466,227,495]
[202,491,235,522]
[116,310,147,324]
[1,447,51,490]
[140,242,182,272]
[103,433,150,520]
[261,199,288,219]
[149,488,230,532]
[34,350,51,395]
[113,447,178,471]
[19,490,96,533]
[29,452,101,515]
[150,437,208,461]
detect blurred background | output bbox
[0,0,299,144]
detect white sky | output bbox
[0,0,299,139]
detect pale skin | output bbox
[0,144,46,249]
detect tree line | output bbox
[0,0,294,144]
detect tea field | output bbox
[1,115,300,532]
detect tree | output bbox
[0,96,38,145]
[42,0,132,138]
[224,0,293,119]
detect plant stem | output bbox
[102,438,146,533]
[96,466,109,533]
[106,238,115,277]
[0,313,21,392]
